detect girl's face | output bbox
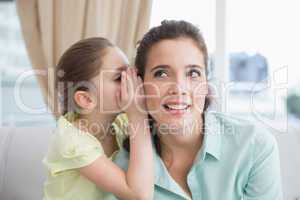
[143,38,208,131]
[91,47,129,116]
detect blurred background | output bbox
[1,0,299,128]
[0,0,299,199]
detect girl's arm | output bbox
[79,68,154,200]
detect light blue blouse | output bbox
[107,111,283,200]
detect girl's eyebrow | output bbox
[117,65,129,72]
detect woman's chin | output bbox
[163,111,194,122]
[157,118,194,133]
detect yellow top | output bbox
[43,113,127,200]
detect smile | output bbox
[162,102,191,116]
[163,103,191,110]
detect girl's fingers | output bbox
[132,67,138,89]
[126,68,132,98]
[121,70,127,101]
[116,88,121,108]
[128,68,137,97]
[137,76,144,95]
[122,67,142,110]
[131,68,139,105]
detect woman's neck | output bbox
[160,133,203,163]
[158,117,205,169]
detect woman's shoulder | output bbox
[207,111,277,148]
[208,112,279,175]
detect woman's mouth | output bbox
[162,103,191,116]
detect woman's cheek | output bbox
[193,81,207,98]
[192,84,207,113]
[193,96,205,113]
[144,83,162,112]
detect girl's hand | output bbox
[116,67,147,120]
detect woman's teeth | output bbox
[164,104,190,110]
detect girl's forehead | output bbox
[100,64,129,74]
[100,51,129,71]
[100,47,129,68]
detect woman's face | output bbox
[143,38,208,131]
[91,47,129,116]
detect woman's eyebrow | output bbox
[150,65,170,72]
[186,64,205,69]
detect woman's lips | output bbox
[162,102,191,116]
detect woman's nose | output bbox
[167,77,189,95]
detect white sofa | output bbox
[0,126,300,200]
[0,127,53,200]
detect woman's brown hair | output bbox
[55,37,113,116]
[123,20,211,154]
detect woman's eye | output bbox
[187,69,201,78]
[154,70,168,78]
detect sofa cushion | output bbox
[0,127,53,200]
[0,125,299,199]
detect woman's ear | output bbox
[73,90,96,111]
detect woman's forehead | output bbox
[149,37,200,52]
[145,38,205,70]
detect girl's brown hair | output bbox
[55,37,113,116]
[123,20,211,154]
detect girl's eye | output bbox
[187,69,201,78]
[154,70,168,78]
[114,74,121,82]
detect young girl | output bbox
[43,37,154,200]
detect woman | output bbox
[110,20,283,200]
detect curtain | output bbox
[16,0,153,117]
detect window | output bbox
[150,0,215,53]
[0,1,54,126]
[226,0,299,127]
[227,0,299,87]
[149,0,299,131]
